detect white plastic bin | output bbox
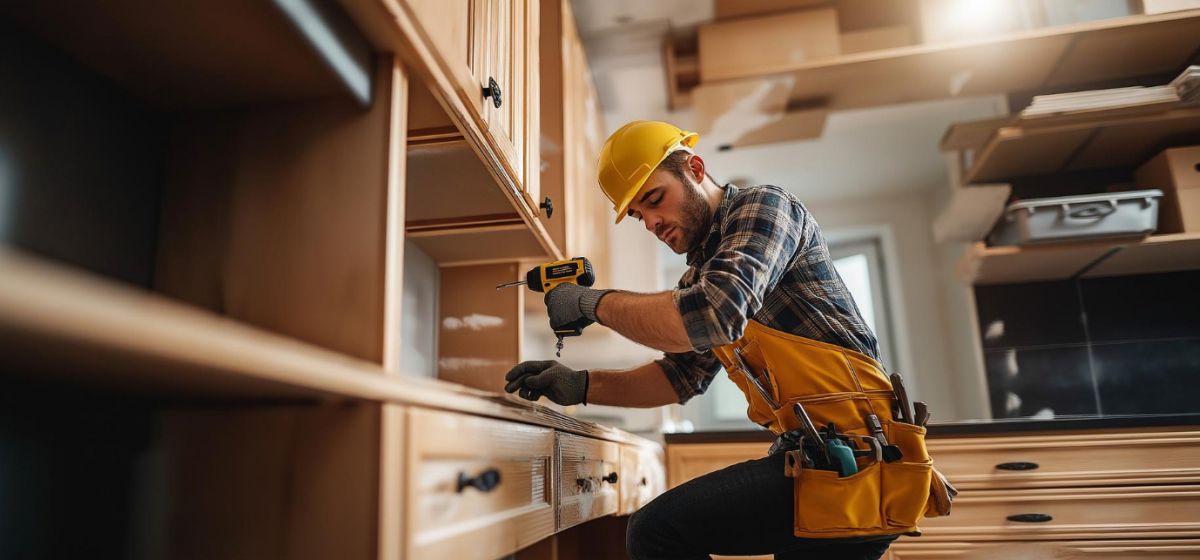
[988,189,1163,246]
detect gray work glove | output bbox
[544,283,610,335]
[504,360,589,406]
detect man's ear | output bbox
[687,154,706,184]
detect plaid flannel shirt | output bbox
[656,184,881,404]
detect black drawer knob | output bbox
[603,472,619,484]
[1007,513,1052,523]
[540,196,554,218]
[640,476,648,486]
[457,468,501,493]
[483,77,503,109]
[996,462,1040,471]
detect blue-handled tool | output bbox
[827,438,858,477]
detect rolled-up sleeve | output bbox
[655,349,722,404]
[673,187,808,351]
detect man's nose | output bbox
[643,214,662,233]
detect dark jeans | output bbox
[627,450,898,559]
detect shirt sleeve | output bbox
[673,186,812,351]
[655,349,723,404]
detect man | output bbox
[504,120,905,559]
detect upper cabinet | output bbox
[405,0,542,219]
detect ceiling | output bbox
[571,0,1011,203]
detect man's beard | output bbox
[672,182,711,254]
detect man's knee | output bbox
[626,496,677,559]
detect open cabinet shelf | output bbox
[958,232,1200,285]
[691,10,1200,114]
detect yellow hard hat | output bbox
[597,120,699,223]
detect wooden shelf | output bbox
[0,248,650,444]
[958,233,1200,285]
[962,107,1200,184]
[690,10,1200,113]
[2,0,374,108]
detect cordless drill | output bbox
[496,257,596,356]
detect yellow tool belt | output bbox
[712,320,953,539]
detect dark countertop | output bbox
[663,413,1200,444]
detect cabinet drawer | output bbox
[891,539,1200,559]
[619,444,666,515]
[929,430,1200,490]
[918,485,1200,541]
[407,408,555,560]
[557,432,620,529]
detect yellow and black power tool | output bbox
[496,257,595,356]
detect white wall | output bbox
[401,240,438,377]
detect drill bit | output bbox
[555,335,565,357]
[495,280,527,290]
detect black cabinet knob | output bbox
[457,468,502,493]
[603,472,619,484]
[996,462,1039,471]
[540,196,554,218]
[640,477,648,486]
[483,77,503,109]
[1006,513,1052,523]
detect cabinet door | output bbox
[480,0,522,182]
[405,0,485,115]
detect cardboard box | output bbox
[839,25,913,54]
[1135,146,1200,233]
[1141,0,1200,15]
[699,7,840,82]
[714,0,828,21]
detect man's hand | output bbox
[504,361,589,406]
[544,283,609,334]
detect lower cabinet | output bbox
[890,539,1200,559]
[406,408,556,560]
[557,432,622,530]
[619,444,667,516]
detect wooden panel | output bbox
[0,0,364,109]
[406,141,519,222]
[407,408,556,560]
[957,241,1119,285]
[538,0,567,253]
[666,442,772,488]
[1044,15,1200,87]
[917,485,1200,541]
[967,127,1095,182]
[379,404,405,560]
[928,430,1200,490]
[692,79,828,149]
[437,263,523,391]
[160,403,381,560]
[699,8,841,82]
[840,25,913,54]
[932,184,1012,243]
[405,0,482,115]
[1082,233,1200,277]
[713,0,829,20]
[384,62,410,374]
[520,0,542,214]
[892,539,1200,559]
[619,444,667,515]
[557,432,621,530]
[156,57,398,363]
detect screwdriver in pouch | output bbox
[496,257,596,356]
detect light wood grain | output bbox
[407,408,556,560]
[557,432,622,530]
[379,404,406,560]
[932,184,1012,243]
[666,442,772,488]
[699,8,841,82]
[958,233,1200,285]
[384,62,411,374]
[156,58,399,363]
[437,263,523,392]
[891,539,1200,560]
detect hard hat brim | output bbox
[612,132,699,224]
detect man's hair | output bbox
[657,150,695,185]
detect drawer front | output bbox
[666,442,771,488]
[407,408,555,560]
[619,444,667,515]
[557,432,620,529]
[918,485,1200,541]
[929,430,1200,490]
[892,539,1200,559]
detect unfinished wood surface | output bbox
[409,227,549,264]
[379,404,405,560]
[538,0,568,254]
[521,0,542,215]
[404,0,483,116]
[619,444,667,516]
[940,116,1016,152]
[407,76,456,133]
[693,78,828,149]
[1,0,364,109]
[666,442,773,488]
[957,240,1119,285]
[699,7,841,82]
[160,403,380,560]
[385,62,410,374]
[695,10,1200,113]
[891,539,1200,560]
[965,108,1200,184]
[156,58,398,363]
[713,0,829,20]
[932,184,1012,243]
[840,25,913,54]
[557,432,622,530]
[407,408,556,560]
[916,484,1200,541]
[406,140,521,222]
[929,429,1200,490]
[1082,233,1200,277]
[437,263,523,391]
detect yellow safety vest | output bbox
[712,320,951,538]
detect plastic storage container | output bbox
[989,189,1162,246]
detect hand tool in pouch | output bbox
[865,413,904,462]
[791,401,828,466]
[732,347,780,409]
[496,257,596,356]
[914,401,930,427]
[889,372,914,424]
